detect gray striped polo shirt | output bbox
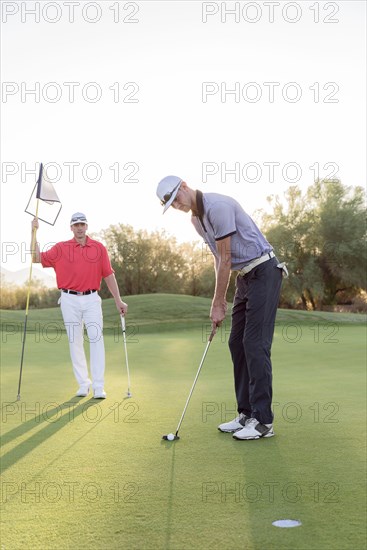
[191,191,273,271]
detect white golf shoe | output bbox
[93,388,106,399]
[218,413,250,433]
[76,385,90,397]
[233,418,274,440]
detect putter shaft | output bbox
[174,329,215,436]
[120,315,132,394]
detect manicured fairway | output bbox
[1,295,366,549]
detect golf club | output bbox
[162,327,216,441]
[120,315,132,397]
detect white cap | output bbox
[70,212,88,225]
[156,175,182,213]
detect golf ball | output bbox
[167,433,175,441]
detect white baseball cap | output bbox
[70,212,88,225]
[156,175,182,213]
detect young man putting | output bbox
[156,176,287,440]
[31,212,128,399]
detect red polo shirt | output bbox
[41,237,114,291]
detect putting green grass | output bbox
[1,295,366,549]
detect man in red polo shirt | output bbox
[31,212,128,399]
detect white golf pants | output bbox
[60,291,105,390]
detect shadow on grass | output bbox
[160,439,178,550]
[0,397,97,474]
[221,431,306,544]
[1,397,83,447]
[1,398,127,510]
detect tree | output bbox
[260,180,366,309]
[310,180,366,304]
[179,241,216,298]
[98,225,188,297]
[0,277,60,310]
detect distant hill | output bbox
[0,294,365,334]
[0,266,57,288]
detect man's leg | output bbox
[243,258,282,424]
[82,292,105,391]
[228,276,251,417]
[60,293,91,388]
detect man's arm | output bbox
[104,273,128,315]
[31,217,41,263]
[210,235,232,331]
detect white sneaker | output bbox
[93,388,106,399]
[76,385,90,397]
[218,413,250,433]
[233,418,274,440]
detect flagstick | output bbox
[17,200,40,401]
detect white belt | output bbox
[239,251,275,276]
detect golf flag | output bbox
[25,163,62,225]
[18,163,62,400]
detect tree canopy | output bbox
[259,179,366,309]
[97,225,218,300]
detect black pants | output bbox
[228,257,282,425]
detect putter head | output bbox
[162,434,180,441]
[126,391,132,398]
[17,395,21,401]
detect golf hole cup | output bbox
[272,520,302,528]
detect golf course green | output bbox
[1,294,366,549]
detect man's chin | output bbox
[173,204,190,213]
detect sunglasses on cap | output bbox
[71,216,87,223]
[160,181,181,206]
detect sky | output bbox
[1,0,366,272]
